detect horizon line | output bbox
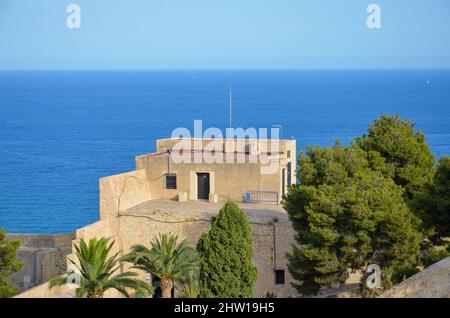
[1,67,450,71]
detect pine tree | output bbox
[416,156,450,242]
[197,202,257,298]
[356,114,435,201]
[283,144,422,296]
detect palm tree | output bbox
[49,237,153,298]
[177,269,200,298]
[123,233,199,298]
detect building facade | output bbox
[135,138,296,204]
[17,137,301,298]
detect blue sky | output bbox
[0,0,449,69]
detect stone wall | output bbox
[14,282,75,298]
[7,234,74,292]
[115,209,298,297]
[99,169,153,220]
[15,201,299,298]
[155,138,296,157]
[136,154,284,203]
[380,256,450,298]
[135,138,297,204]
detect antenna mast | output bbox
[229,81,232,130]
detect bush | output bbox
[197,202,257,297]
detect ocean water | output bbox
[0,70,449,233]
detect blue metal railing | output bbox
[246,190,279,204]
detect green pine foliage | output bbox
[420,243,450,268]
[356,114,435,201]
[0,228,23,298]
[416,156,450,242]
[283,144,422,296]
[197,202,257,298]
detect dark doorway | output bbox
[282,168,286,197]
[197,173,210,200]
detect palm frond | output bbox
[123,233,200,283]
[49,237,152,298]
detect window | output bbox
[275,270,285,285]
[287,150,291,158]
[165,174,177,189]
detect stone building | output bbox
[7,234,73,291]
[135,137,296,204]
[17,137,300,298]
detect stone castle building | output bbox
[17,137,300,297]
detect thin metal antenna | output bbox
[229,80,232,130]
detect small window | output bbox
[165,174,177,189]
[287,150,291,158]
[287,162,292,187]
[275,270,285,285]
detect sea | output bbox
[0,69,449,233]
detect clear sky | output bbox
[0,0,449,69]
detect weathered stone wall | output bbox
[99,169,153,220]
[13,222,121,299]
[135,138,297,204]
[75,218,118,241]
[115,204,298,297]
[251,222,297,297]
[380,257,450,298]
[14,282,74,298]
[15,206,299,298]
[155,138,296,157]
[136,154,284,203]
[68,217,121,287]
[7,234,74,292]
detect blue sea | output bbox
[1,70,449,233]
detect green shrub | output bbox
[197,202,257,298]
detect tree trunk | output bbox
[87,291,103,298]
[160,279,174,298]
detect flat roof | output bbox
[158,137,295,142]
[120,199,290,225]
[136,149,283,161]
